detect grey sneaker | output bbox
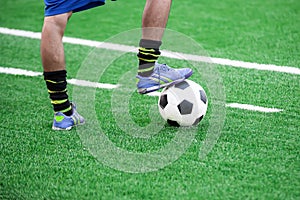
[52,103,85,130]
[136,62,193,94]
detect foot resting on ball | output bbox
[136,62,193,94]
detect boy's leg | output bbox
[137,0,193,94]
[41,12,73,116]
[41,12,84,130]
[137,0,171,77]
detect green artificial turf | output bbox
[0,0,299,199]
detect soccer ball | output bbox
[158,80,208,127]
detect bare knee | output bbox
[43,12,72,35]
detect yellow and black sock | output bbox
[137,39,162,77]
[43,70,72,116]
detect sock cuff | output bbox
[43,70,67,81]
[139,39,162,49]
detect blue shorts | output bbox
[44,0,106,16]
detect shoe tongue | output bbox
[55,115,65,122]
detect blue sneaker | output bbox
[52,103,85,130]
[136,62,193,94]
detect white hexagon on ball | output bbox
[158,80,208,127]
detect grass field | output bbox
[0,0,299,199]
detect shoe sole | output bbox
[52,121,85,131]
[138,69,193,94]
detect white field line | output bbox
[68,78,118,89]
[0,66,283,113]
[0,66,117,90]
[226,103,283,113]
[0,27,299,75]
[0,66,42,76]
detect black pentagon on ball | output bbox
[159,94,168,109]
[174,81,189,90]
[199,90,207,104]
[193,115,204,126]
[167,119,180,127]
[177,100,193,115]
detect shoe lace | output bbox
[159,64,171,72]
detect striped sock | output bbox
[43,70,72,116]
[137,39,162,77]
